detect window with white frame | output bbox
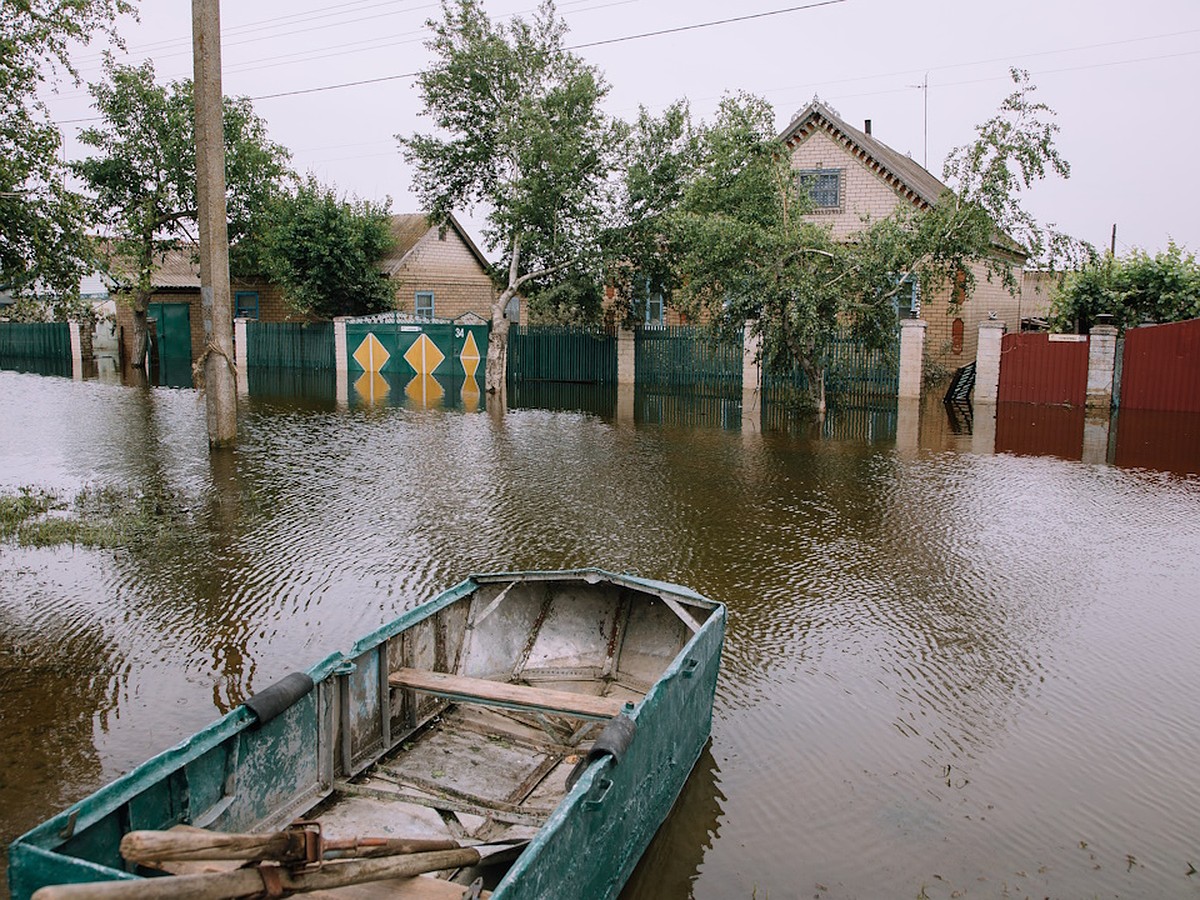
[646,292,664,327]
[798,168,842,210]
[415,291,434,319]
[894,275,920,319]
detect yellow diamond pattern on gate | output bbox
[403,333,445,376]
[353,333,390,373]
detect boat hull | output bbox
[8,570,725,900]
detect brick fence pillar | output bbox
[334,317,349,408]
[1086,323,1119,409]
[898,319,926,399]
[69,321,83,380]
[617,326,635,385]
[974,320,1005,403]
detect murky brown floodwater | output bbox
[1,367,1199,899]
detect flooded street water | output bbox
[2,368,1199,899]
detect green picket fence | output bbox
[246,321,335,370]
[508,325,616,384]
[635,325,743,392]
[0,322,71,361]
[764,328,899,407]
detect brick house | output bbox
[779,100,1027,371]
[382,213,503,322]
[111,213,500,369]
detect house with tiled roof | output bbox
[381,213,503,322]
[106,213,499,376]
[779,100,1027,370]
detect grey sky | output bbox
[48,0,1200,258]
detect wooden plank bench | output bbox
[388,668,627,721]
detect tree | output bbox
[1050,243,1200,334]
[663,71,1081,408]
[252,176,396,319]
[606,101,694,325]
[0,0,133,302]
[399,0,618,392]
[74,58,290,365]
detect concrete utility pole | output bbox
[192,0,237,447]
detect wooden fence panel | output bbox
[997,333,1088,405]
[635,326,742,392]
[1120,318,1200,412]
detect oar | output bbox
[31,841,526,900]
[120,827,461,865]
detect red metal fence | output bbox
[1120,318,1200,413]
[997,333,1089,405]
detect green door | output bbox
[148,301,192,388]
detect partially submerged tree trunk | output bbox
[485,287,515,394]
[798,356,826,414]
[129,287,151,369]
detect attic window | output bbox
[798,168,841,210]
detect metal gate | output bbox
[344,315,488,408]
[147,301,193,388]
[997,333,1088,405]
[1119,318,1200,412]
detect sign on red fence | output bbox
[1120,319,1200,413]
[997,333,1089,406]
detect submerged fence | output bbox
[508,325,617,384]
[763,328,900,408]
[0,322,73,377]
[636,326,742,392]
[246,321,336,370]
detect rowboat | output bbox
[8,569,725,900]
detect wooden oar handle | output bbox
[32,848,484,900]
[121,829,306,863]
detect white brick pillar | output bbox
[974,320,1005,403]
[234,318,248,369]
[742,320,762,394]
[1086,322,1118,409]
[898,319,926,399]
[68,321,83,380]
[334,317,349,408]
[617,326,636,385]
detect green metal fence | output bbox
[635,325,743,392]
[0,322,71,361]
[508,325,616,384]
[246,321,336,370]
[764,328,899,408]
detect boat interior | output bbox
[158,576,716,899]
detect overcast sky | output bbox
[45,0,1200,259]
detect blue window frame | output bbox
[234,291,259,319]
[415,291,434,319]
[798,168,842,209]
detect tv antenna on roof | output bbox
[908,72,929,169]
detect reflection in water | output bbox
[1113,408,1200,475]
[2,369,1199,898]
[995,402,1086,460]
[620,743,724,899]
[508,380,616,417]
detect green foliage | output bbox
[606,101,695,325]
[399,0,618,316]
[74,57,289,360]
[657,71,1079,406]
[254,176,396,319]
[0,0,132,300]
[1050,243,1200,333]
[942,68,1092,272]
[76,57,291,281]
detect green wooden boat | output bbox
[8,569,725,900]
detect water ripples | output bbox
[3,371,1199,898]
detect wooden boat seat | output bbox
[388,668,627,721]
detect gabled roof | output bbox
[101,244,201,290]
[779,100,951,211]
[779,101,1025,259]
[379,212,492,277]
